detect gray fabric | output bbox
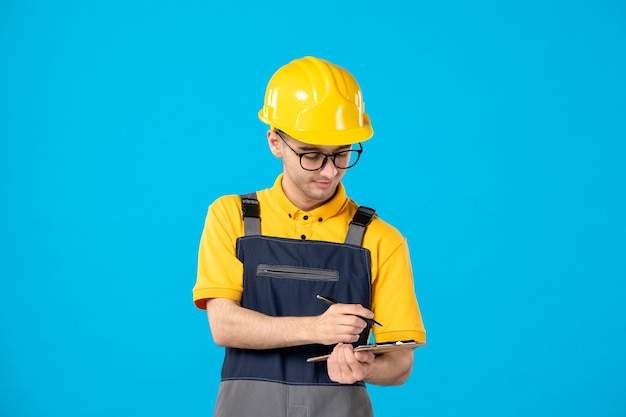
[344,223,367,246]
[243,215,261,236]
[344,206,376,246]
[214,380,373,417]
[241,193,261,236]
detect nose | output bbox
[318,156,339,177]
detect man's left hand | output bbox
[326,343,375,384]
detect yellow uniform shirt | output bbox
[193,175,426,343]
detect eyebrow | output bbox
[297,144,352,153]
[277,130,352,153]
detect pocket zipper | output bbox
[256,264,339,281]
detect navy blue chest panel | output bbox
[221,193,376,386]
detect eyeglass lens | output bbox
[299,150,360,170]
[276,130,362,171]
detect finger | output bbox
[336,344,367,382]
[324,311,368,340]
[354,350,375,365]
[328,344,355,383]
[331,304,375,320]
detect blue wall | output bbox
[1,1,625,416]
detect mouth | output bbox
[314,180,333,189]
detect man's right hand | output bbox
[313,303,374,345]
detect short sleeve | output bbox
[369,228,426,343]
[193,195,245,309]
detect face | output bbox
[268,130,351,211]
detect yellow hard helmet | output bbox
[258,56,373,146]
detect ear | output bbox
[267,130,283,158]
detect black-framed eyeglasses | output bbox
[275,130,363,171]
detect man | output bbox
[193,56,426,417]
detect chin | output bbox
[311,189,335,202]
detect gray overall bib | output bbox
[214,193,377,417]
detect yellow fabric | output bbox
[193,175,426,343]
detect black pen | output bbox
[316,294,383,327]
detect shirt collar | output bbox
[268,174,348,220]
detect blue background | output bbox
[1,1,625,416]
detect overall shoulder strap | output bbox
[240,193,260,236]
[344,206,376,246]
